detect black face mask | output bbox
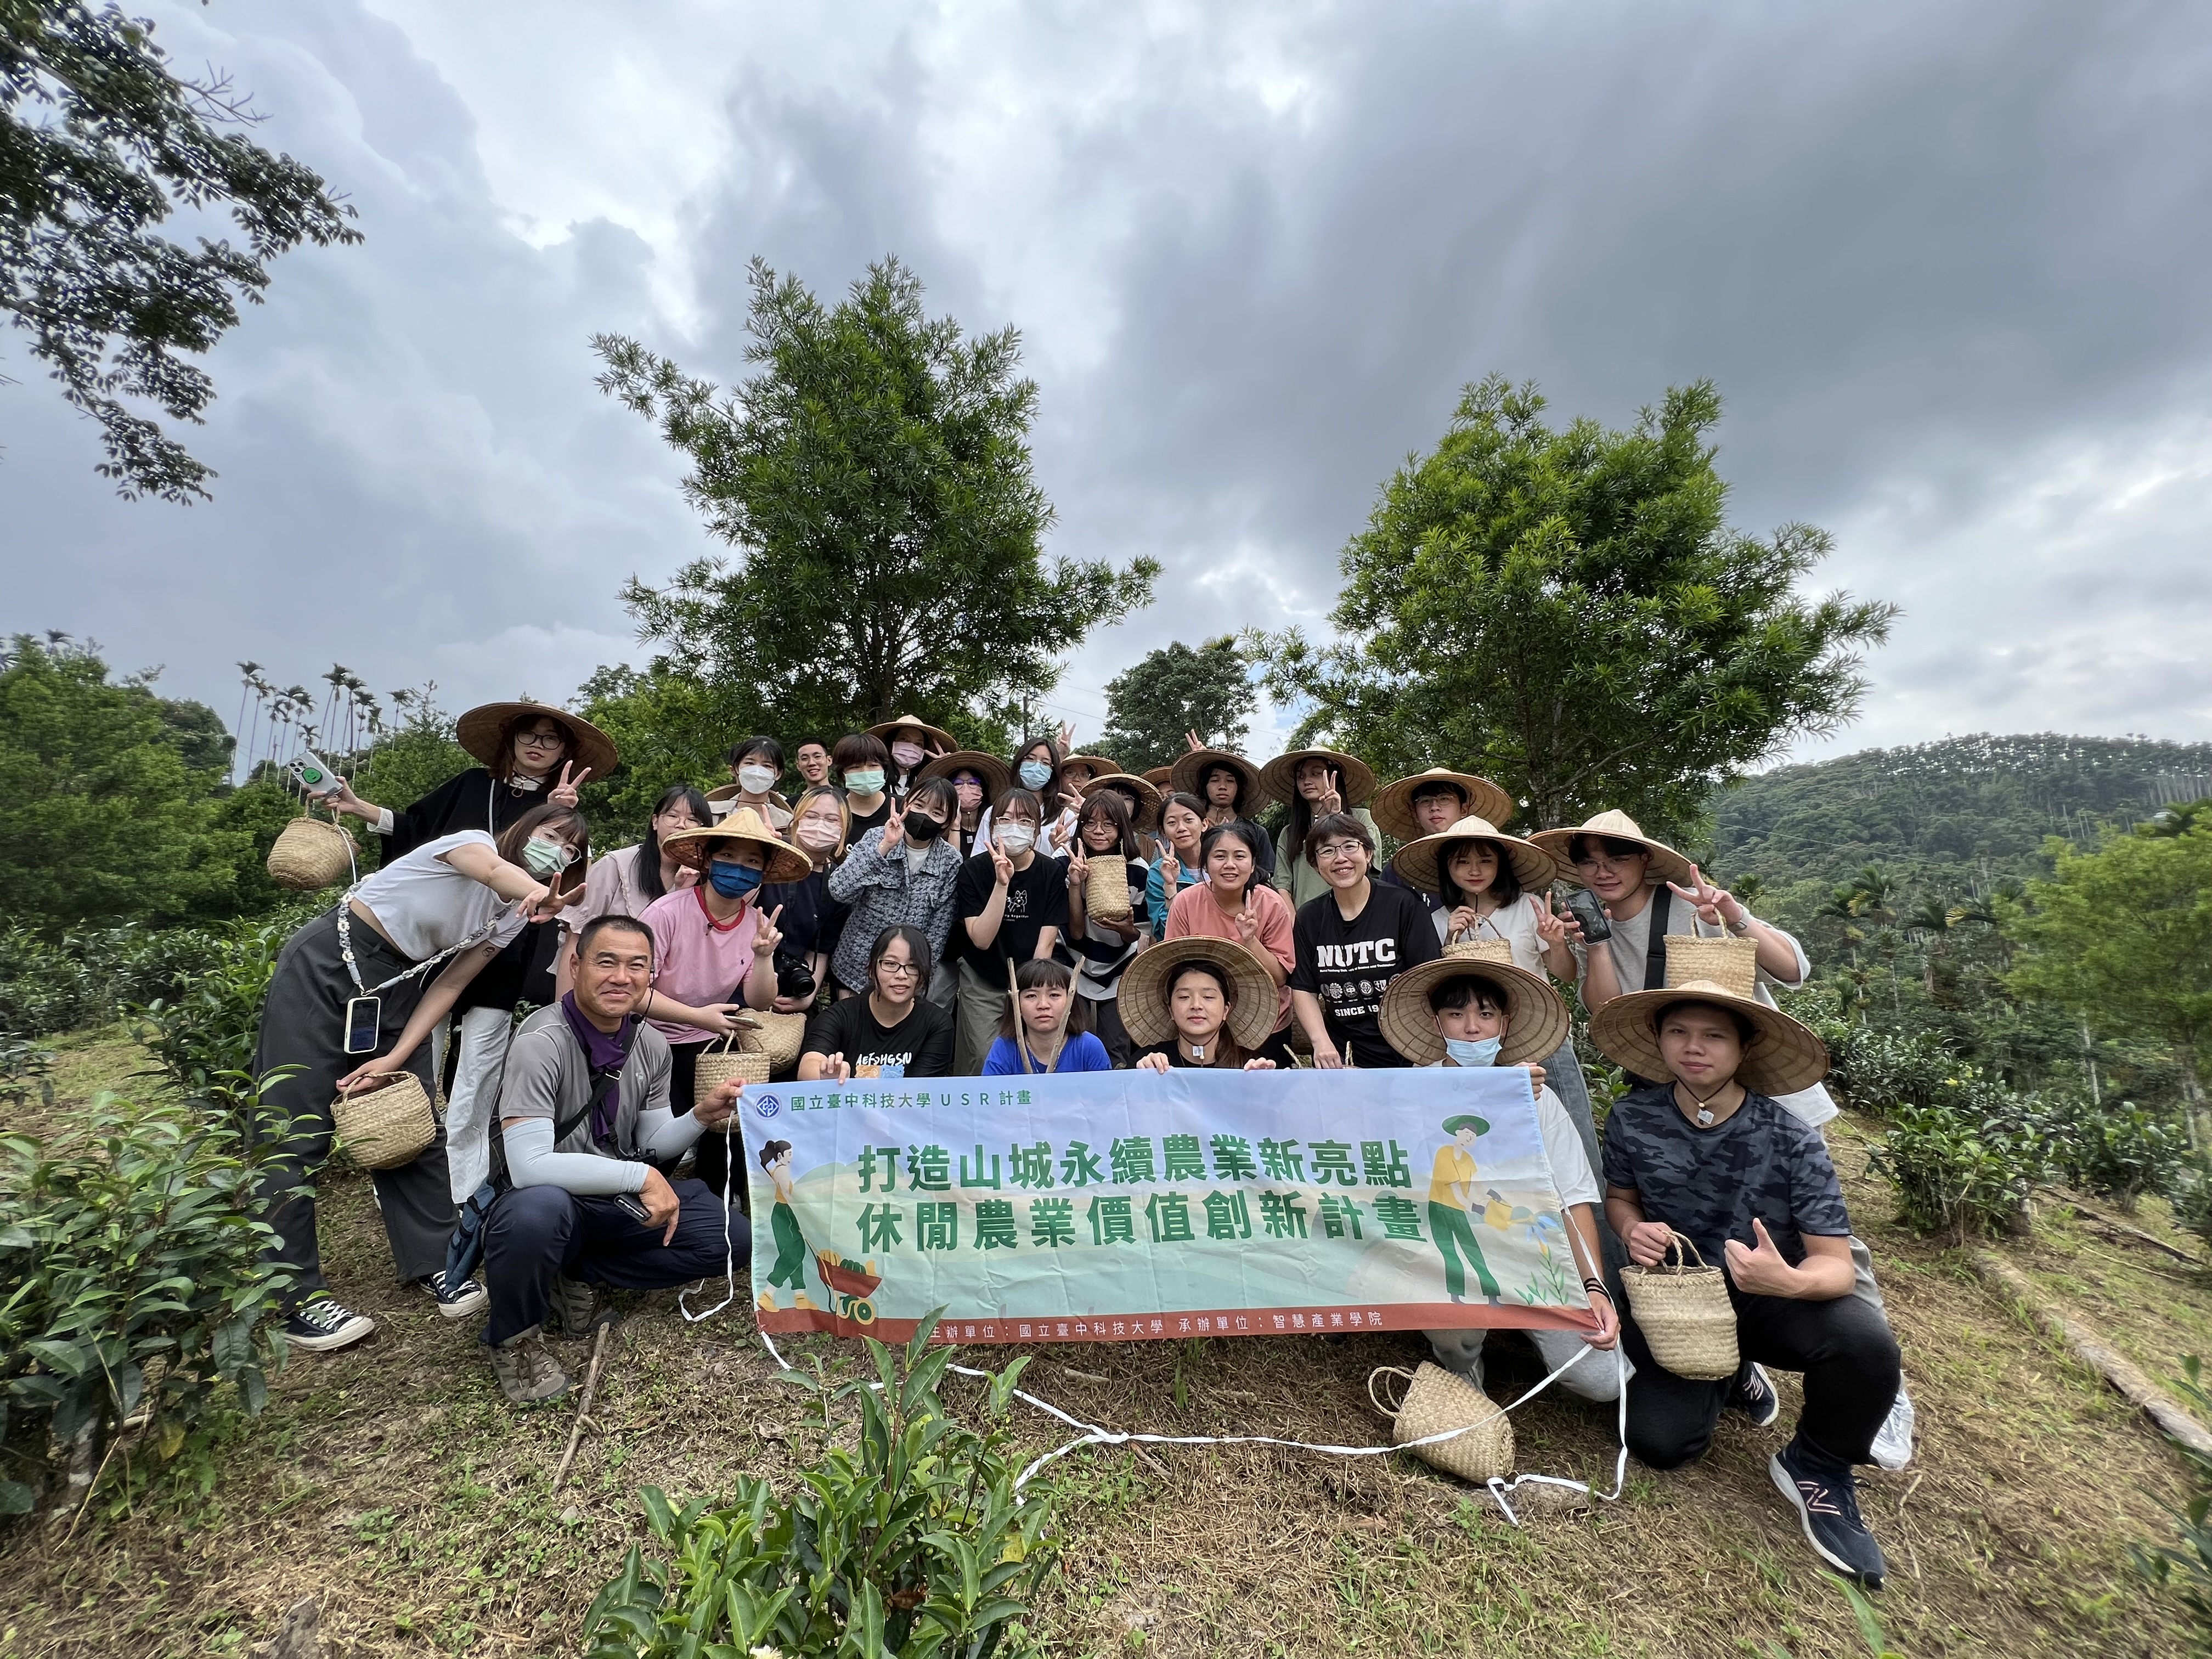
[903,813,945,842]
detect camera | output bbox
[1563,888,1612,943]
[775,954,816,1001]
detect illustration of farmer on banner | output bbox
[1429,1115,1502,1305]
[755,1140,817,1313]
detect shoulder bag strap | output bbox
[1641,884,1673,991]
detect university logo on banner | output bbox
[745,1067,1596,1345]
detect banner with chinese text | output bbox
[741,1065,1596,1345]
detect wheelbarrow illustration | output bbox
[815,1250,883,1325]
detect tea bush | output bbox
[0,1093,290,1518]
[583,1315,1057,1658]
[1866,1071,2057,1242]
[0,921,234,1042]
[2040,1091,2190,1212]
[130,910,304,1106]
[2130,1355,2212,1652]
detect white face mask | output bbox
[1443,1035,1503,1068]
[996,823,1036,856]
[794,816,840,850]
[738,763,778,795]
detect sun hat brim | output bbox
[1527,819,1696,889]
[1378,954,1570,1068]
[1142,766,1174,787]
[660,815,812,885]
[1080,772,1164,828]
[1441,1114,1493,1136]
[916,749,1011,800]
[865,714,958,753]
[455,702,619,780]
[1370,769,1516,840]
[1060,752,1121,779]
[1389,817,1559,895]
[1168,748,1263,805]
[1257,748,1376,809]
[1117,936,1277,1053]
[1587,980,1830,1096]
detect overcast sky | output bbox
[7,0,2211,769]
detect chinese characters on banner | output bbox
[744,1066,1596,1345]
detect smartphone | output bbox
[343,996,382,1054]
[289,750,344,799]
[1564,888,1612,943]
[613,1193,651,1224]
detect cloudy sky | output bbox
[8,0,2211,769]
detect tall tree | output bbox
[1252,376,1895,835]
[2,2,361,500]
[592,256,1157,742]
[1097,636,1256,773]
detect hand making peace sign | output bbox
[549,760,591,808]
[751,903,786,959]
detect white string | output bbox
[678,1130,742,1322]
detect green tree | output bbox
[0,633,252,922]
[591,256,1156,741]
[1252,376,1894,834]
[1097,636,1256,774]
[2010,830,2212,1120]
[3,2,360,500]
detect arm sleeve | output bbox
[1786,1121,1853,1237]
[1599,1103,1637,1192]
[634,1103,707,1160]
[1398,894,1443,968]
[1163,885,1194,941]
[1145,864,1170,939]
[502,1115,649,1194]
[803,999,849,1060]
[1037,859,1070,933]
[980,1037,1018,1076]
[1071,1032,1114,1072]
[913,1006,958,1076]
[920,855,960,957]
[1286,910,1318,993]
[1271,827,1295,893]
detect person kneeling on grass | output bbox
[1590,970,1901,1587]
[1375,952,1620,1403]
[481,914,753,1406]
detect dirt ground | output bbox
[1,1035,2200,1657]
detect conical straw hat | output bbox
[1528,810,1696,889]
[1587,936,1829,1096]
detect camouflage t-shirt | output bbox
[1600,1084,1850,1266]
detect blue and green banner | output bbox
[742,1066,1596,1345]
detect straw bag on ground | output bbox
[331,1071,436,1170]
[268,809,356,891]
[1368,1362,1514,1483]
[695,1026,770,1112]
[1084,855,1132,921]
[1618,1234,1739,1379]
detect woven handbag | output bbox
[330,1071,436,1170]
[744,1010,808,1074]
[267,811,356,891]
[1369,1362,1514,1483]
[1618,1234,1739,1379]
[1443,935,1515,966]
[1084,855,1132,921]
[695,1027,771,1114]
[1663,933,1759,997]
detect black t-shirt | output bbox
[802,995,956,1079]
[951,850,1069,973]
[1287,883,1441,1068]
[761,866,849,966]
[845,798,891,842]
[1600,1084,1852,1268]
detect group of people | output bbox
[249,701,1907,1588]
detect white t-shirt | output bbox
[354,831,528,962]
[1533,1082,1601,1208]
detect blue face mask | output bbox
[1019,760,1053,789]
[706,859,765,899]
[1443,1035,1504,1068]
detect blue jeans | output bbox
[482,1180,751,1345]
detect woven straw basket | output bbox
[1084,856,1132,921]
[744,1010,808,1074]
[268,814,356,891]
[1618,1234,1739,1379]
[331,1071,436,1170]
[1443,935,1516,966]
[695,1028,771,1114]
[1663,933,1759,997]
[1369,1362,1514,1483]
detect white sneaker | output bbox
[1871,1385,1915,1471]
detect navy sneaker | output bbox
[1771,1440,1887,1587]
[283,1296,375,1353]
[1726,1361,1781,1428]
[421,1269,488,1319]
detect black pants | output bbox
[1619,1288,1900,1470]
[482,1180,751,1345]
[250,907,456,1301]
[665,1039,749,1212]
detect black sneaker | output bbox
[283,1296,375,1352]
[1726,1361,1780,1428]
[421,1269,488,1319]
[1770,1440,1887,1587]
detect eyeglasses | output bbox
[876,959,921,979]
[1573,852,1641,872]
[1315,840,1367,861]
[516,727,568,748]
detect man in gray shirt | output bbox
[482,915,753,1404]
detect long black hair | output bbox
[1436,836,1524,909]
[1076,788,1141,861]
[637,785,712,905]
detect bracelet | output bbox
[1582,1277,1612,1300]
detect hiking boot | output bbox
[283,1296,375,1353]
[552,1272,601,1337]
[489,1327,573,1407]
[1871,1385,1916,1471]
[1771,1439,1887,1587]
[421,1269,488,1320]
[1725,1361,1780,1429]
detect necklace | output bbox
[1679,1081,1737,1127]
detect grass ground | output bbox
[1,1033,2202,1657]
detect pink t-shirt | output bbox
[1164,879,1296,1030]
[641,885,763,1045]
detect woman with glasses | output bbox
[760,783,851,1019]
[798,925,956,1080]
[1285,814,1441,1069]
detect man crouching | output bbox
[483,913,753,1404]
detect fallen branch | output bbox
[553,1324,614,1494]
[2063,1198,2202,1266]
[1971,1251,2212,1457]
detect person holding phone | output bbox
[481,915,753,1406]
[950,787,1069,1072]
[799,926,956,1080]
[1261,748,1378,910]
[759,784,853,1019]
[825,776,964,998]
[253,804,584,1352]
